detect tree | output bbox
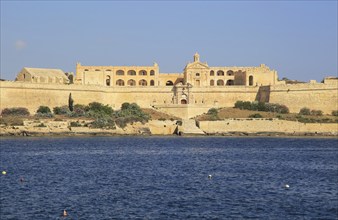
[68,93,74,112]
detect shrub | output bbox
[35,112,54,118]
[234,101,289,114]
[207,108,218,115]
[70,121,82,127]
[249,113,263,118]
[311,110,323,116]
[91,117,116,129]
[158,118,166,121]
[1,107,30,116]
[53,106,70,115]
[299,107,311,115]
[332,110,338,116]
[37,106,51,114]
[86,102,114,116]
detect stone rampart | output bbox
[198,119,338,135]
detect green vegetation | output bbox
[68,93,74,112]
[299,107,311,115]
[234,101,289,114]
[207,108,219,120]
[299,107,323,116]
[249,113,263,118]
[1,107,30,116]
[332,110,338,116]
[53,106,71,115]
[70,121,82,127]
[37,106,51,114]
[114,103,150,128]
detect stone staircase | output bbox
[177,119,205,135]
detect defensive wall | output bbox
[0,80,337,118]
[198,119,338,135]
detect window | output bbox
[227,70,234,76]
[106,76,111,86]
[139,79,147,86]
[84,69,89,71]
[106,69,112,72]
[166,81,174,86]
[217,70,224,76]
[210,70,214,76]
[127,79,136,86]
[95,69,100,71]
[139,70,147,76]
[226,80,234,85]
[217,79,224,86]
[116,79,124,86]
[150,70,155,75]
[196,73,200,77]
[210,80,214,86]
[116,70,124,75]
[150,80,155,86]
[249,76,254,86]
[127,70,136,76]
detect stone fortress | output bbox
[1,53,337,119]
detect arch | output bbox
[249,75,254,86]
[150,80,155,86]
[139,70,147,76]
[106,75,111,86]
[116,70,124,76]
[106,69,112,72]
[217,70,224,76]
[210,70,214,76]
[166,81,174,86]
[210,80,214,86]
[139,79,147,86]
[217,79,224,86]
[181,99,187,104]
[150,70,155,75]
[226,80,234,85]
[116,79,124,86]
[127,79,136,86]
[84,69,89,71]
[127,70,136,76]
[196,73,200,77]
[95,69,100,71]
[227,70,234,76]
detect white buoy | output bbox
[2,171,6,175]
[208,174,212,179]
[63,210,68,217]
[285,184,290,188]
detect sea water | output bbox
[0,137,337,219]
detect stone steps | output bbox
[178,119,205,135]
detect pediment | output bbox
[185,62,209,70]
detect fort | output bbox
[0,53,337,119]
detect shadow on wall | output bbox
[255,86,270,102]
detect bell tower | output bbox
[193,52,200,62]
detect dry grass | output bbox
[142,108,180,120]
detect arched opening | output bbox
[227,70,234,76]
[210,80,214,86]
[116,70,124,76]
[217,79,224,86]
[139,79,147,86]
[23,73,26,79]
[195,80,200,86]
[210,70,214,76]
[150,70,155,75]
[217,70,224,76]
[95,69,100,71]
[84,69,89,71]
[106,69,112,72]
[106,75,111,86]
[116,79,124,86]
[127,70,136,76]
[127,79,136,86]
[226,80,234,85]
[150,80,155,86]
[181,99,187,104]
[139,70,147,76]
[249,75,254,86]
[166,81,174,86]
[196,73,200,77]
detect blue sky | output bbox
[1,1,337,81]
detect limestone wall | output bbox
[267,83,338,114]
[199,119,338,134]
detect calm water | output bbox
[0,137,337,219]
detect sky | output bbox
[0,1,337,82]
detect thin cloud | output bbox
[15,40,27,50]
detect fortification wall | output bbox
[267,83,338,114]
[199,119,338,134]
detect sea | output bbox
[0,137,337,219]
